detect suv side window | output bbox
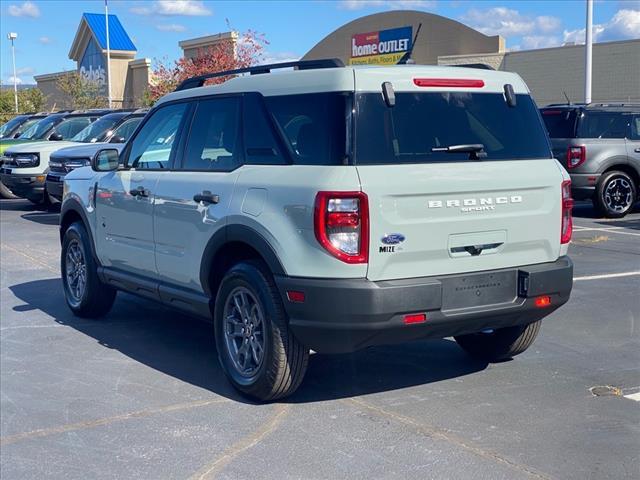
[577,111,629,139]
[56,117,94,139]
[629,115,640,140]
[243,94,287,165]
[129,103,189,170]
[111,117,142,142]
[182,97,241,171]
[264,93,347,165]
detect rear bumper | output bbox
[0,170,46,200]
[276,257,573,354]
[45,173,65,200]
[569,173,600,200]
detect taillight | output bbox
[566,146,586,169]
[413,78,485,88]
[561,180,573,244]
[314,191,369,264]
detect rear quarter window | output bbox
[577,111,630,139]
[263,93,347,165]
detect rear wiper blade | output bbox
[431,143,487,160]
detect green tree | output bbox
[56,71,108,109]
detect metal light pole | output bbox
[584,0,593,104]
[105,0,112,108]
[8,32,18,113]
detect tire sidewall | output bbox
[597,171,637,218]
[214,263,277,391]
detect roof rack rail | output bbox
[454,63,495,70]
[587,102,640,107]
[174,58,345,92]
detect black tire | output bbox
[61,222,116,318]
[0,181,18,199]
[214,260,309,401]
[454,320,541,362]
[593,170,637,218]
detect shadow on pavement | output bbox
[572,201,640,220]
[9,278,487,404]
[21,211,60,226]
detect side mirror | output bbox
[13,133,21,138]
[109,135,125,144]
[92,148,120,172]
[49,132,63,141]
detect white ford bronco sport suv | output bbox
[59,60,574,401]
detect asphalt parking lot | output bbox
[1,199,638,479]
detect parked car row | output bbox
[0,108,147,203]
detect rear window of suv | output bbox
[541,108,578,138]
[356,92,551,164]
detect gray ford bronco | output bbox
[59,60,573,401]
[541,103,640,218]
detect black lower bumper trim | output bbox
[276,257,573,354]
[1,172,45,200]
[45,174,64,200]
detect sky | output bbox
[1,0,639,85]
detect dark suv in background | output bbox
[541,103,640,218]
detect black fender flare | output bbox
[199,224,286,297]
[59,198,101,264]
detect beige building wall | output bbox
[33,71,75,110]
[303,10,504,66]
[440,39,640,106]
[179,32,237,60]
[123,58,151,108]
[106,53,136,107]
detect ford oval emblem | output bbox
[381,233,405,245]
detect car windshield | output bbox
[19,115,62,140]
[71,114,122,143]
[0,115,28,138]
[541,108,578,138]
[356,92,551,164]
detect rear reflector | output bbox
[413,78,485,88]
[404,313,427,324]
[286,291,305,303]
[534,296,552,308]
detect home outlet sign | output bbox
[350,26,412,65]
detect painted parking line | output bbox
[624,392,640,402]
[574,271,640,281]
[573,226,640,237]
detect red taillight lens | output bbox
[566,146,586,169]
[404,313,427,324]
[534,295,552,308]
[286,291,306,303]
[561,180,573,244]
[314,191,369,264]
[413,78,485,88]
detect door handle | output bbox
[193,191,220,204]
[129,186,150,197]
[634,148,640,153]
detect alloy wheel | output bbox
[604,177,633,213]
[223,286,266,377]
[65,240,87,303]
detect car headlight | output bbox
[65,158,91,170]
[13,153,40,168]
[0,155,10,165]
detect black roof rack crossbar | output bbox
[175,58,345,91]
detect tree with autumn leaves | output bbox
[146,28,268,105]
